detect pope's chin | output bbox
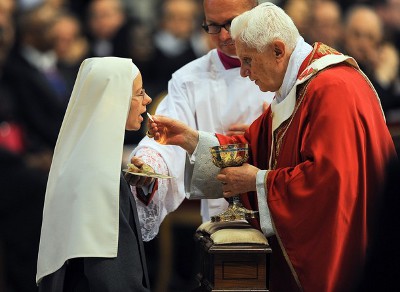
[255,81,271,93]
[258,86,269,92]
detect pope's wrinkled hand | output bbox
[226,123,249,136]
[216,163,259,197]
[124,156,155,187]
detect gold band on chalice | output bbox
[146,130,154,138]
[209,144,259,222]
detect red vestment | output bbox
[216,43,397,292]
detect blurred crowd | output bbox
[0,0,398,291]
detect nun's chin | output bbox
[125,122,141,131]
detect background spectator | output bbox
[281,0,311,41]
[85,0,128,57]
[4,4,67,151]
[374,0,400,51]
[52,10,89,96]
[148,0,210,97]
[0,5,48,292]
[343,5,400,122]
[308,0,343,50]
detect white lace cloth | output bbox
[130,147,169,241]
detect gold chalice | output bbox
[210,144,259,222]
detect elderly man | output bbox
[147,2,397,292]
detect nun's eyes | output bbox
[134,88,146,99]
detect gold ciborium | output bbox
[210,144,259,222]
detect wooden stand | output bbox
[194,229,271,291]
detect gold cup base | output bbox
[211,201,259,222]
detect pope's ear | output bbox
[272,40,285,59]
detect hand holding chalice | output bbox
[210,144,259,222]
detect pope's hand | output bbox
[225,102,270,136]
[148,115,199,155]
[226,123,249,136]
[124,156,155,187]
[262,101,269,112]
[216,163,259,197]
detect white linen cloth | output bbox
[36,57,138,283]
[131,48,274,241]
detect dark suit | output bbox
[3,51,67,151]
[0,74,48,292]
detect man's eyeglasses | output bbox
[202,20,232,34]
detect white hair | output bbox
[230,2,300,52]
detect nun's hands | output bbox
[124,156,155,187]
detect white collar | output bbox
[154,30,188,57]
[275,37,312,103]
[21,46,57,72]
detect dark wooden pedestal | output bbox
[194,232,271,292]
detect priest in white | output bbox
[126,0,274,241]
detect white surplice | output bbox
[131,48,274,241]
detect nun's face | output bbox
[126,73,152,131]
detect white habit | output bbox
[36,57,138,283]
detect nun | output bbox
[36,57,152,291]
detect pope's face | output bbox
[203,0,255,57]
[236,40,284,92]
[126,73,152,131]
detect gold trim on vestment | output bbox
[268,78,313,292]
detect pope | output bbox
[145,3,397,292]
